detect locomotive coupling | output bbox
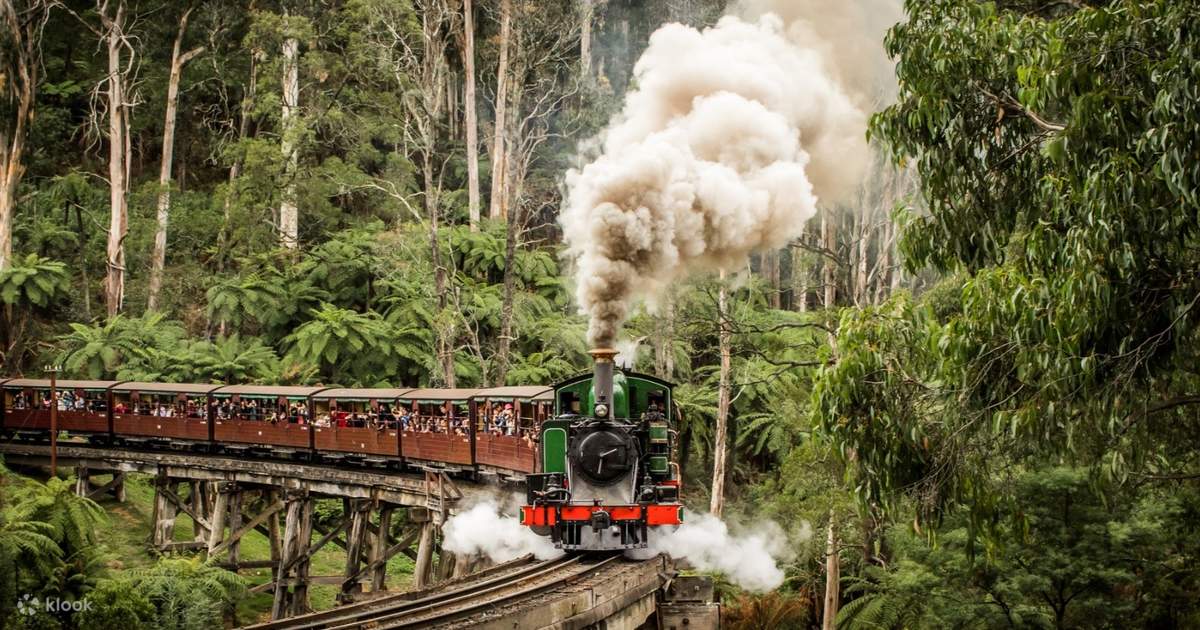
[590,509,612,532]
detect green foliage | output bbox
[0,472,111,625]
[284,303,399,385]
[0,502,60,622]
[57,314,185,380]
[505,351,577,386]
[122,556,246,630]
[76,580,155,630]
[0,255,69,309]
[822,0,1200,530]
[205,274,288,334]
[190,335,281,384]
[299,225,381,309]
[836,468,1200,629]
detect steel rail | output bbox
[241,555,583,630]
[352,554,623,630]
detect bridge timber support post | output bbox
[151,473,177,549]
[272,489,315,619]
[370,505,394,593]
[337,498,371,604]
[72,466,126,503]
[412,508,436,589]
[190,481,210,544]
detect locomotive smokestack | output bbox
[590,348,617,419]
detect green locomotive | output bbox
[521,349,684,551]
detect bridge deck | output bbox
[0,442,503,509]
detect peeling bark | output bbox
[279,35,300,250]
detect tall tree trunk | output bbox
[793,245,808,313]
[580,0,593,83]
[488,0,511,220]
[424,149,453,385]
[495,208,518,384]
[0,1,48,272]
[821,207,836,309]
[764,249,781,309]
[102,0,130,318]
[446,67,457,139]
[709,269,731,517]
[654,290,675,380]
[279,35,300,250]
[823,511,840,630]
[875,213,894,304]
[419,4,454,388]
[461,0,480,231]
[147,7,203,311]
[219,49,259,271]
[854,207,870,306]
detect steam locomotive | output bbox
[522,349,684,551]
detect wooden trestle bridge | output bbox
[0,442,719,629]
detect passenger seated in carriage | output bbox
[495,404,514,435]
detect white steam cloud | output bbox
[442,499,564,563]
[614,338,641,369]
[634,510,802,592]
[562,3,888,347]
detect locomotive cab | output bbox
[522,349,683,551]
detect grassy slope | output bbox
[85,472,416,625]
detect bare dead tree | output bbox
[493,0,580,383]
[360,0,458,385]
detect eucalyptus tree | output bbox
[816,0,1200,530]
[146,4,207,311]
[0,0,52,271]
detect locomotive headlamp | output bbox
[594,403,609,418]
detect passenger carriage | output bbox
[474,385,552,475]
[1,378,116,437]
[211,385,323,454]
[397,388,477,468]
[111,382,218,446]
[311,388,405,460]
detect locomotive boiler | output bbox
[521,349,683,551]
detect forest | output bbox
[1,0,1199,628]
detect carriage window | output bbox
[114,393,204,418]
[317,400,396,429]
[6,389,106,412]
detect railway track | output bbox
[241,553,622,630]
